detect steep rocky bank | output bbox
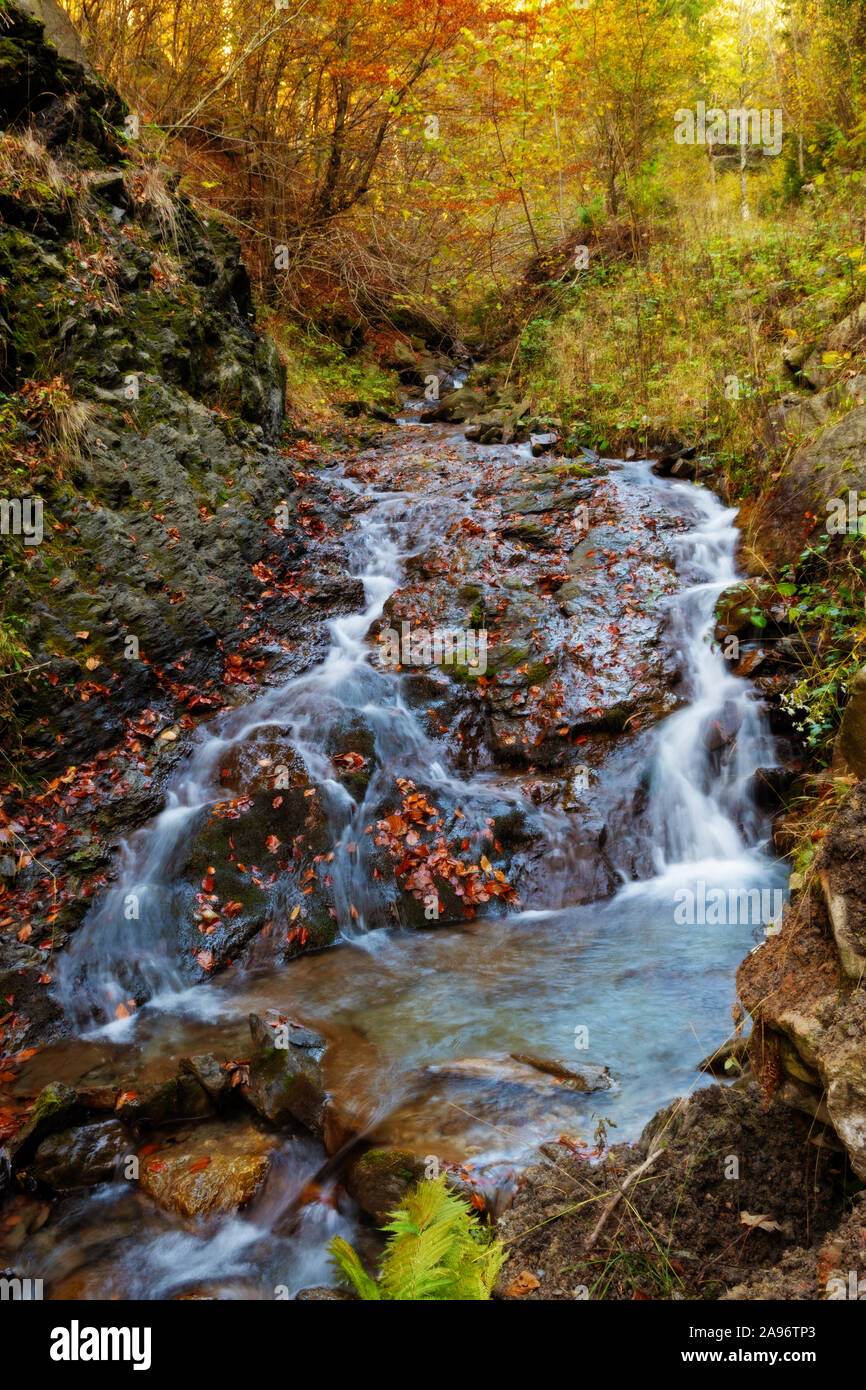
[0,0,379,1044]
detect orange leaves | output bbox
[226,1060,250,1089]
[506,1270,540,1297]
[251,560,307,602]
[374,778,519,919]
[223,650,267,685]
[332,751,367,772]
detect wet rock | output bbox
[179,1055,232,1109]
[116,1074,214,1126]
[651,445,697,478]
[509,1053,614,1092]
[245,1012,337,1142]
[704,700,743,752]
[137,1119,276,1217]
[530,432,558,457]
[73,1084,119,1112]
[499,516,560,548]
[428,1053,613,1095]
[750,767,795,810]
[345,1147,426,1225]
[32,1119,128,1189]
[295,1285,356,1301]
[170,782,339,982]
[7,1082,79,1165]
[508,483,592,515]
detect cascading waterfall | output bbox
[32,411,789,1299]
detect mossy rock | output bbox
[8,1080,79,1165]
[345,1147,427,1225]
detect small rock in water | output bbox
[530,432,558,457]
[427,1053,614,1094]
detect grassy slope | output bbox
[503,157,866,767]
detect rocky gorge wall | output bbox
[0,0,369,1043]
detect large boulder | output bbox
[14,0,94,72]
[785,302,866,390]
[420,387,486,423]
[753,402,866,565]
[137,1118,276,1217]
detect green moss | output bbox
[356,1148,418,1176]
[32,1083,70,1121]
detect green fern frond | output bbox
[327,1174,505,1302]
[328,1235,382,1300]
[378,1220,458,1300]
